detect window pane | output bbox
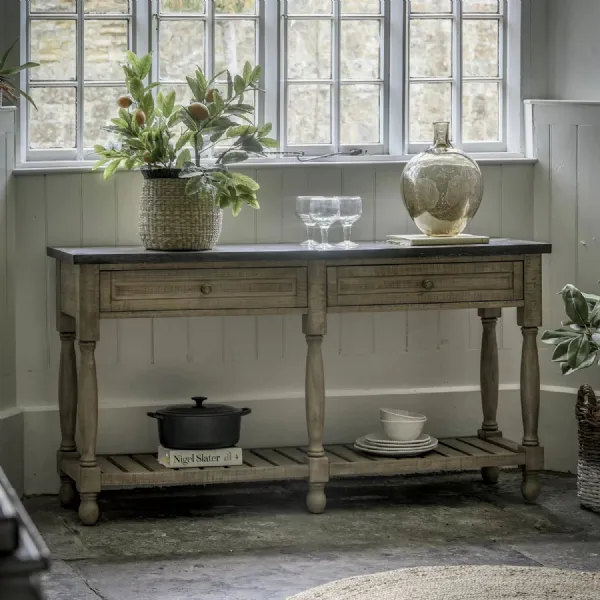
[159,20,205,80]
[463,81,499,141]
[287,0,332,14]
[341,84,380,144]
[84,0,130,12]
[288,84,331,145]
[409,0,452,13]
[215,0,256,13]
[29,87,76,149]
[85,20,128,81]
[409,82,451,142]
[215,20,256,75]
[341,20,380,80]
[463,0,499,12]
[341,0,381,13]
[463,20,499,77]
[84,86,127,147]
[160,0,205,12]
[31,0,75,12]
[410,19,452,78]
[287,20,331,80]
[30,20,76,81]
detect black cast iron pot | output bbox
[147,397,251,450]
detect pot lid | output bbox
[154,397,244,417]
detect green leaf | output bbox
[541,328,581,345]
[560,361,575,376]
[567,334,591,369]
[179,109,198,131]
[0,38,19,70]
[18,89,37,109]
[243,61,252,84]
[227,71,234,100]
[185,177,203,195]
[0,62,39,76]
[167,109,182,127]
[552,339,572,363]
[163,90,176,117]
[259,122,272,137]
[176,148,191,169]
[234,75,245,96]
[232,172,260,191]
[213,90,225,112]
[175,131,194,152]
[92,158,108,170]
[219,151,249,165]
[138,53,152,79]
[226,125,254,138]
[93,144,106,154]
[590,301,600,327]
[103,158,121,180]
[145,81,161,92]
[242,196,260,209]
[126,51,141,72]
[186,76,203,102]
[195,68,207,89]
[141,92,154,121]
[260,137,279,148]
[232,198,243,216]
[235,103,255,113]
[250,65,262,83]
[128,77,144,102]
[240,136,265,154]
[561,284,589,326]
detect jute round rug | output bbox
[287,565,600,600]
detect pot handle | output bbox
[147,411,163,420]
[240,408,252,416]
[191,396,208,407]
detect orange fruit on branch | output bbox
[135,110,146,126]
[188,102,209,121]
[117,95,133,108]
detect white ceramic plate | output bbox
[364,432,431,446]
[354,438,438,457]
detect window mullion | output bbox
[263,0,278,135]
[206,0,214,80]
[452,0,462,148]
[332,0,341,151]
[388,0,403,155]
[76,0,84,160]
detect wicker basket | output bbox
[139,170,223,251]
[576,384,600,512]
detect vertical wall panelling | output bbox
[81,174,118,366]
[373,165,409,355]
[115,172,153,366]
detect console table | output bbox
[48,240,551,526]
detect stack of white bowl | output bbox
[354,409,438,456]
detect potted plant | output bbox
[542,284,600,512]
[0,38,38,107]
[94,52,277,250]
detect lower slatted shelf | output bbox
[60,436,526,490]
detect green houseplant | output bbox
[94,51,277,250]
[0,38,38,107]
[542,284,600,512]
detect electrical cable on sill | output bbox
[261,149,366,161]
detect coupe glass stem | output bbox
[320,226,329,246]
[342,225,352,244]
[305,223,314,244]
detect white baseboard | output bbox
[0,408,24,496]
[19,386,579,495]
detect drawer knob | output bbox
[201,285,213,295]
[422,280,435,291]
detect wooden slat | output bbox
[433,443,469,458]
[274,447,308,464]
[108,455,152,473]
[327,445,373,463]
[132,454,169,471]
[343,444,387,461]
[97,457,124,475]
[252,448,299,467]
[487,437,521,453]
[242,451,273,468]
[323,449,349,464]
[440,439,492,457]
[459,437,509,455]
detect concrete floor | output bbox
[26,470,600,600]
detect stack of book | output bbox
[158,446,243,469]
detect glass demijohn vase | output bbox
[400,122,484,237]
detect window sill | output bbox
[13,154,537,176]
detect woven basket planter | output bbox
[576,384,600,512]
[139,169,223,251]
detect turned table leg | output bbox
[478,308,502,484]
[517,255,543,503]
[75,265,101,525]
[57,316,78,508]
[303,262,328,514]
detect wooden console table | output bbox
[48,240,551,525]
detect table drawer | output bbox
[100,267,307,312]
[327,261,523,307]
